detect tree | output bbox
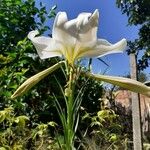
[0,1,62,148]
[116,0,150,70]
[0,0,59,124]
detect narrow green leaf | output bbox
[72,78,89,117]
[53,94,68,143]
[53,94,67,129]
[83,72,150,97]
[54,76,68,111]
[11,61,64,99]
[74,113,79,133]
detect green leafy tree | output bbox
[0,0,61,126]
[0,1,64,148]
[116,0,150,70]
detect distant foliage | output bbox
[0,0,58,116]
[0,107,58,149]
[0,1,60,148]
[79,98,129,150]
[116,0,150,70]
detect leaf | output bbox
[97,110,109,118]
[109,133,118,142]
[90,121,102,127]
[0,147,7,150]
[83,72,150,97]
[0,111,5,123]
[82,112,90,120]
[15,116,29,127]
[11,61,64,99]
[48,121,57,127]
[51,5,57,10]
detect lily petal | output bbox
[52,12,76,46]
[83,72,150,98]
[28,30,62,59]
[89,9,99,27]
[53,12,68,27]
[77,9,99,43]
[78,38,127,58]
[96,38,127,57]
[97,39,112,46]
[77,9,99,33]
[11,61,65,99]
[77,12,91,31]
[52,10,99,46]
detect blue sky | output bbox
[36,0,149,77]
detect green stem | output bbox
[66,66,75,150]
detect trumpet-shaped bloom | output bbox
[11,10,150,99]
[28,9,127,64]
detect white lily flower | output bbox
[28,9,127,64]
[11,10,150,99]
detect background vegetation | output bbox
[0,0,149,149]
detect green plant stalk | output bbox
[66,66,76,150]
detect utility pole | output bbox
[130,53,143,150]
